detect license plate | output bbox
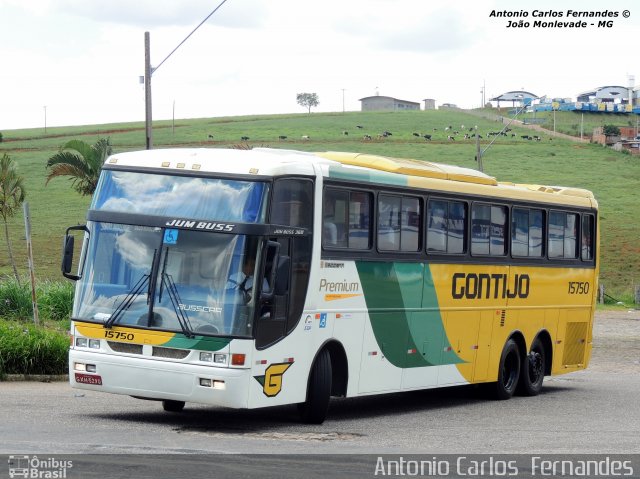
[75,373,103,385]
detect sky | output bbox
[0,0,637,130]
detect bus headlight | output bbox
[200,352,227,365]
[75,338,88,348]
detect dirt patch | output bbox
[590,310,640,372]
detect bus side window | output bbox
[323,189,347,247]
[549,211,579,259]
[427,200,466,254]
[323,188,372,250]
[471,204,491,255]
[581,214,595,261]
[271,179,313,229]
[427,200,447,253]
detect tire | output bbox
[298,349,332,424]
[162,400,185,412]
[492,339,521,400]
[517,338,545,396]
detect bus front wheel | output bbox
[298,349,332,424]
[517,338,545,396]
[492,339,521,400]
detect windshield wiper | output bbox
[156,246,194,338]
[161,272,195,338]
[158,246,170,303]
[104,274,150,329]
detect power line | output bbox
[153,0,230,74]
[145,0,231,149]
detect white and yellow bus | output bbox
[64,148,598,423]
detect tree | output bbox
[0,153,26,283]
[602,124,621,136]
[45,138,112,196]
[296,93,320,114]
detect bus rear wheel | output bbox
[298,349,332,424]
[492,339,521,400]
[162,400,185,412]
[517,338,545,396]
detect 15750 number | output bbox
[568,281,590,295]
[104,330,135,341]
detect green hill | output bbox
[1,109,638,299]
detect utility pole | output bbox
[144,31,153,150]
[23,202,39,326]
[476,131,483,172]
[142,0,229,150]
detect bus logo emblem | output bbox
[254,363,293,397]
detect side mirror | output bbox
[62,225,89,281]
[62,235,75,275]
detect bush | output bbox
[0,278,74,322]
[0,280,33,320]
[0,319,69,376]
[37,281,74,321]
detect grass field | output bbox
[1,108,638,299]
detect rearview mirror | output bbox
[62,225,89,281]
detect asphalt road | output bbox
[0,311,638,477]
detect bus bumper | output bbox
[69,349,250,408]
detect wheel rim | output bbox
[502,350,519,391]
[528,351,544,384]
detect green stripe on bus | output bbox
[164,335,230,351]
[356,261,463,368]
[328,165,408,186]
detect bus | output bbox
[64,148,598,424]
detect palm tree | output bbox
[45,138,112,196]
[0,153,26,283]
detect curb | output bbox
[1,374,69,382]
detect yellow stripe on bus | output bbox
[75,322,176,346]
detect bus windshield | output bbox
[73,222,263,338]
[91,170,269,223]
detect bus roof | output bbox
[314,151,595,207]
[105,148,596,208]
